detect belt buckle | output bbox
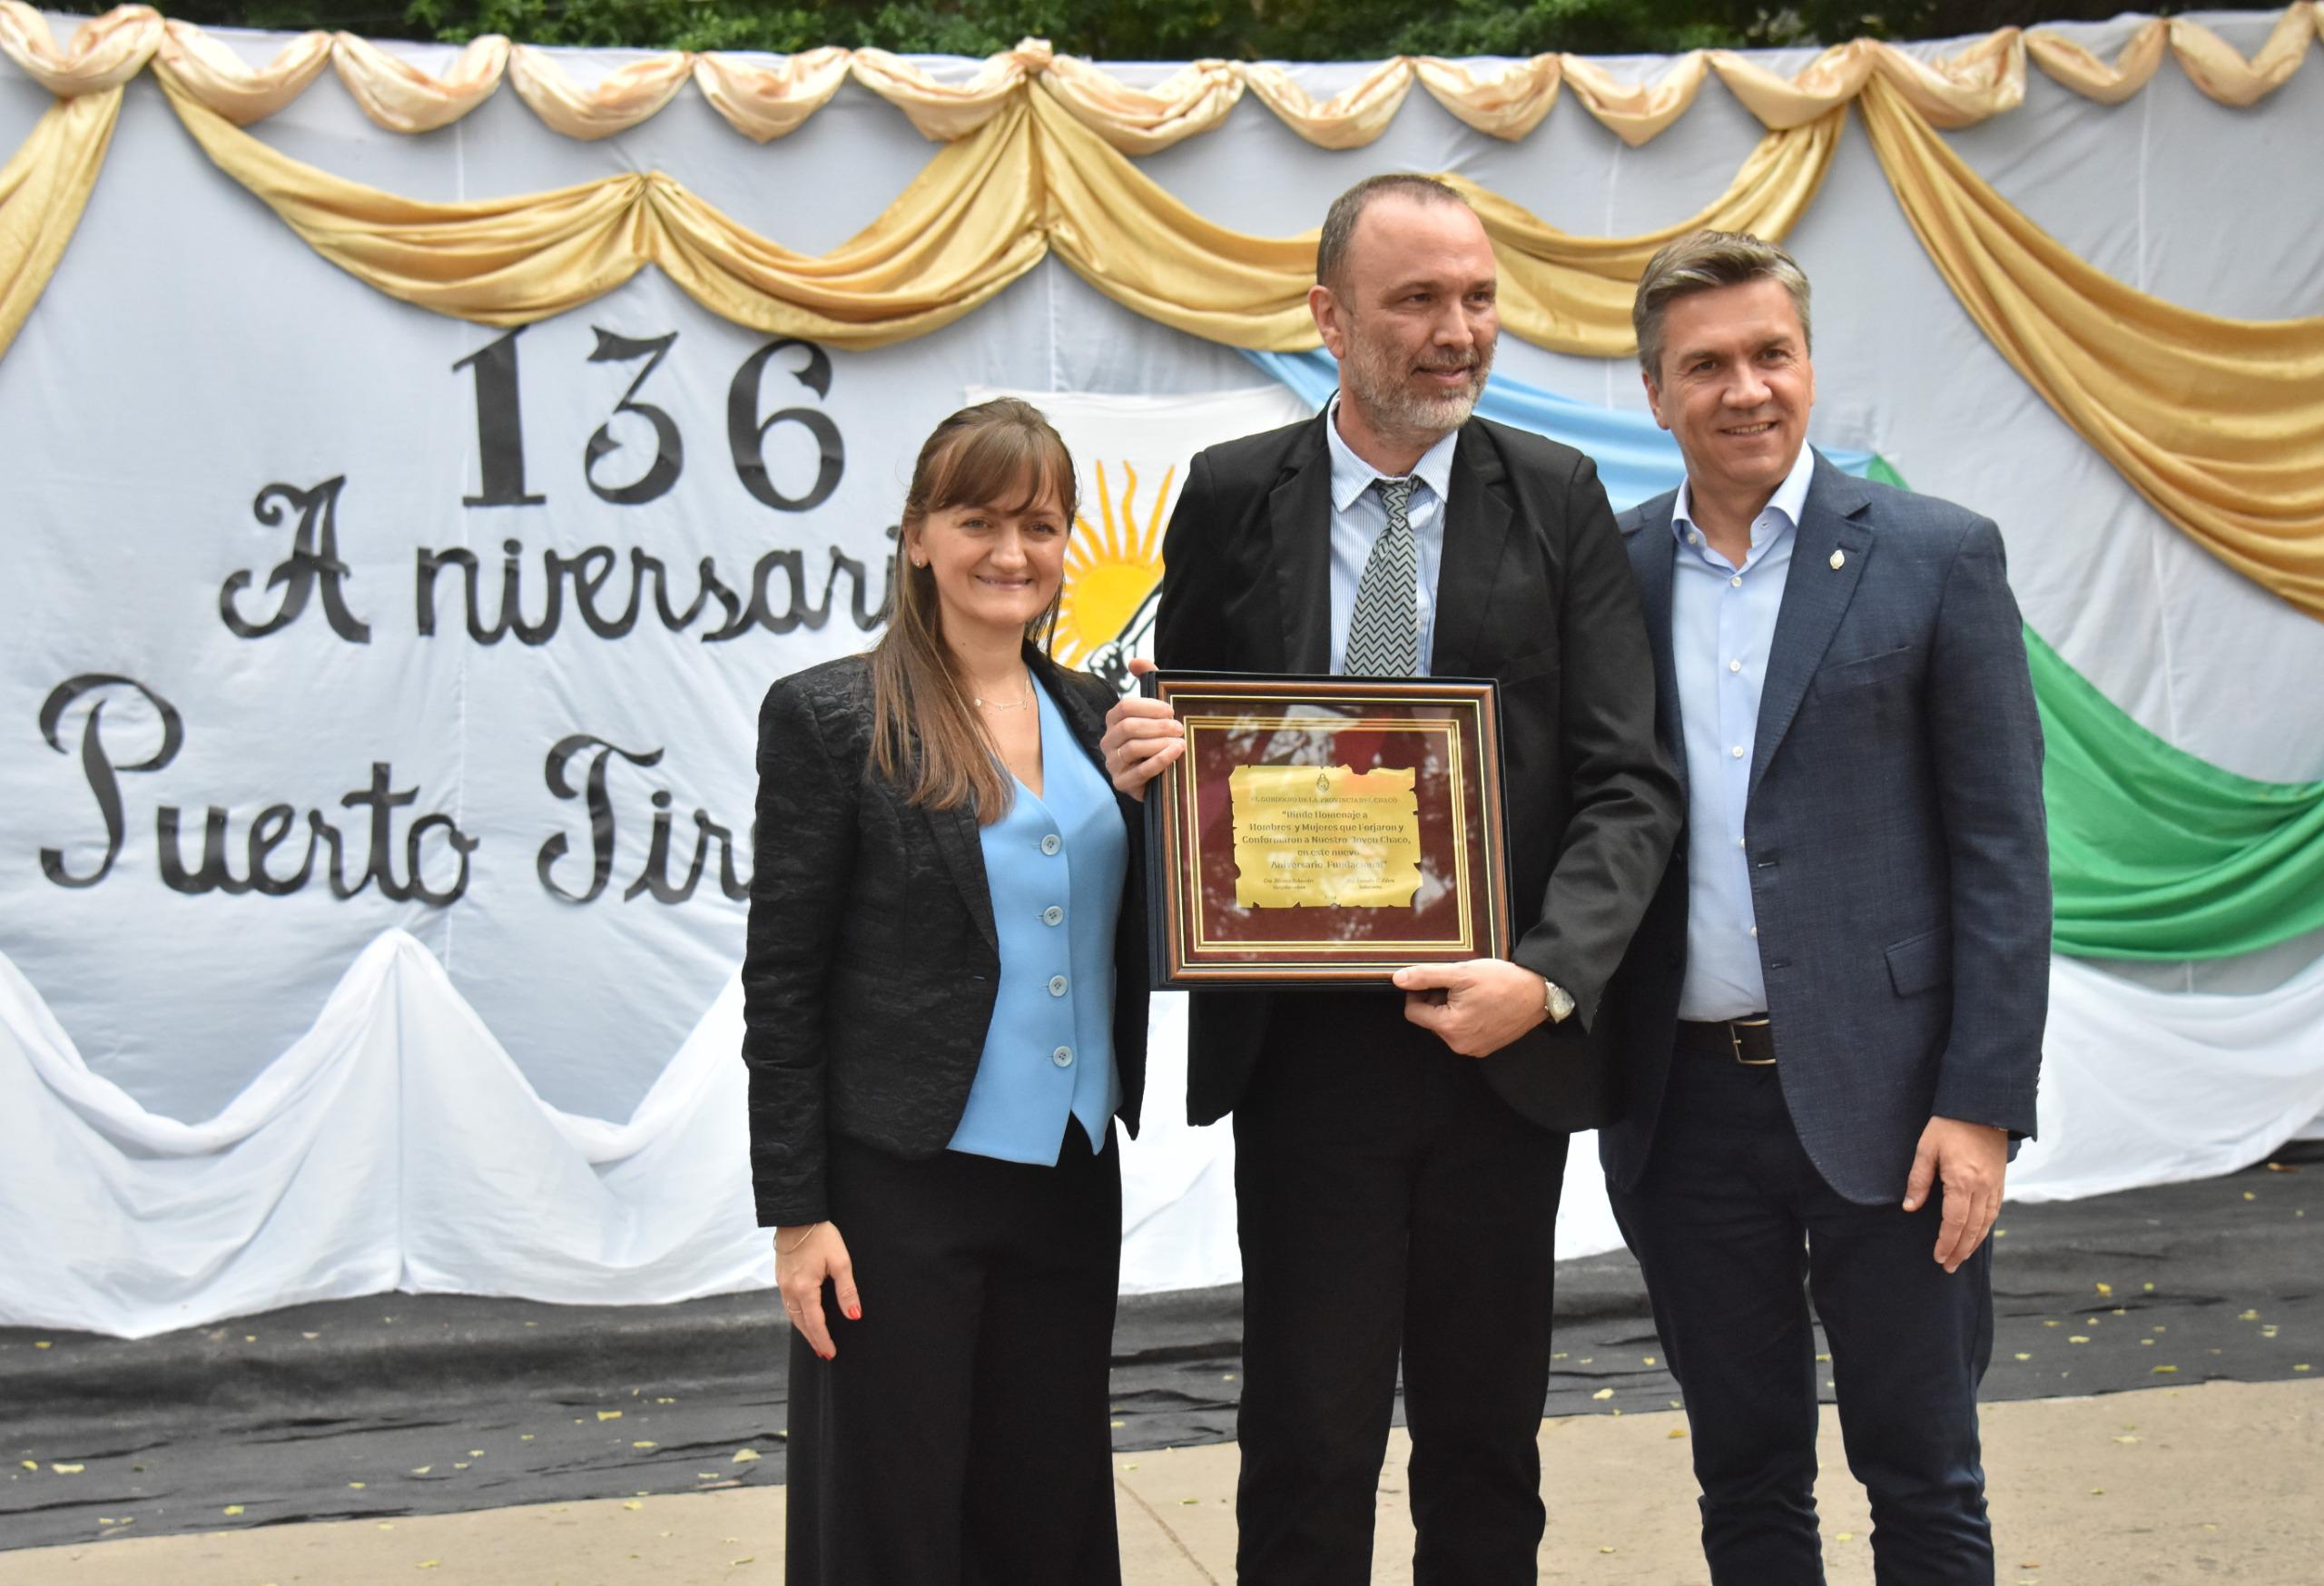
[1728,1017,1775,1066]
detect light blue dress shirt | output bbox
[1671,442,1817,1021]
[1324,397,1460,676]
[947,675,1127,1165]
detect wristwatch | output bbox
[1541,976,1576,1024]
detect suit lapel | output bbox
[1429,423,1513,678]
[1748,452,1876,800]
[1625,497,1687,795]
[1268,414,1336,675]
[925,799,998,952]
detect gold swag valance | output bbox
[0,15,2319,622]
[2,3,2320,148]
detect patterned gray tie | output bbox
[1343,476,1420,676]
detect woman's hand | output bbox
[1101,659,1186,800]
[774,1221,861,1361]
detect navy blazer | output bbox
[740,647,1149,1228]
[1598,452,2051,1206]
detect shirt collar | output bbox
[1325,394,1461,513]
[1672,440,1819,550]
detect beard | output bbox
[1340,322,1494,445]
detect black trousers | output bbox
[784,1122,1123,1586]
[1608,1047,1996,1586]
[1233,993,1569,1586]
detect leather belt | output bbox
[1676,1016,1777,1066]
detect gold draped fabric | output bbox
[507,44,692,142]
[153,66,1046,344]
[1856,74,2324,621]
[0,12,2317,613]
[141,61,1832,358]
[1448,110,1842,358]
[0,3,157,94]
[690,48,852,143]
[4,5,2319,146]
[153,21,330,125]
[0,86,117,358]
[326,31,507,133]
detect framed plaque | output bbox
[1143,673,1512,988]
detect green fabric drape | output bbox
[2031,627,2324,960]
[1871,457,2319,960]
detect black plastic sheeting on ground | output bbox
[3,1152,2317,1552]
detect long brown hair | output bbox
[870,399,1079,823]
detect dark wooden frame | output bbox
[1141,672,1512,988]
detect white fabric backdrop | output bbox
[10,929,2322,1337]
[2,14,2319,1335]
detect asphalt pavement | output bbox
[4,1152,2315,1555]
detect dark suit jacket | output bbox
[740,647,1149,1228]
[1599,452,2050,1205]
[1156,411,1681,1132]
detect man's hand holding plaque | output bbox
[1392,960,1554,1058]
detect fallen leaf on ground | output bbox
[733,1449,762,1463]
[1590,1388,1613,1401]
[597,1412,623,1422]
[222,1505,244,1515]
[622,1501,643,1511]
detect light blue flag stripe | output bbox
[1242,348,1876,516]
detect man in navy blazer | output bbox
[1599,231,2050,1583]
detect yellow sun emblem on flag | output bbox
[1054,459,1173,667]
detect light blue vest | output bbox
[946,676,1126,1163]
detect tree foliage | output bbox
[64,0,2187,57]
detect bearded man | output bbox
[1102,175,1680,1584]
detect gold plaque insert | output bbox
[1227,763,1423,909]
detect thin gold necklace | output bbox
[973,671,1033,712]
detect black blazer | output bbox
[740,647,1150,1227]
[1155,412,1681,1132]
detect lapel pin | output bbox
[1829,549,1846,570]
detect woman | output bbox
[743,398,1161,1585]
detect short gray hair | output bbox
[1316,175,1472,292]
[1633,230,1812,382]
